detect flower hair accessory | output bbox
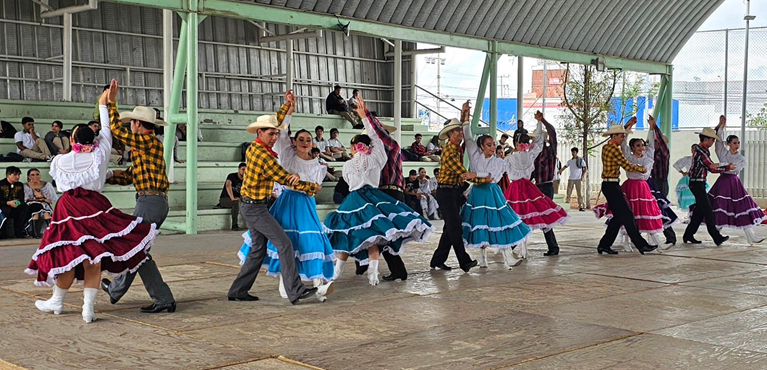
[518,143,530,151]
[355,142,371,155]
[72,142,98,153]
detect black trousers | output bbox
[536,182,560,253]
[684,181,725,243]
[431,187,473,267]
[1,204,30,238]
[355,188,408,277]
[597,182,650,250]
[654,177,670,198]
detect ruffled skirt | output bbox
[647,178,679,228]
[503,178,568,230]
[708,174,767,229]
[237,189,335,282]
[25,188,156,287]
[323,185,434,265]
[593,179,664,234]
[675,176,708,211]
[461,183,531,249]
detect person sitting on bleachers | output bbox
[426,135,443,156]
[499,134,512,155]
[412,133,440,162]
[327,128,351,161]
[311,148,339,182]
[44,121,71,155]
[313,125,335,162]
[0,166,30,238]
[218,162,245,231]
[88,120,125,165]
[495,145,506,159]
[326,85,363,129]
[417,167,439,220]
[15,118,53,162]
[404,169,424,216]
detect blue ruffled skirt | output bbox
[675,176,709,212]
[461,183,531,249]
[237,189,335,282]
[323,185,434,265]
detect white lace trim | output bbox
[516,206,568,220]
[523,214,570,230]
[712,207,766,218]
[711,194,756,202]
[461,218,527,232]
[49,151,104,189]
[32,217,148,261]
[323,211,424,234]
[464,203,511,211]
[333,200,404,214]
[507,194,546,204]
[51,207,117,225]
[332,218,434,257]
[626,197,658,202]
[464,231,531,250]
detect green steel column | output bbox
[185,9,199,235]
[164,16,188,175]
[653,76,667,129]
[662,67,673,143]
[489,42,498,137]
[470,54,491,131]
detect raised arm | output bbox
[273,99,294,159]
[463,123,481,161]
[538,111,556,152]
[714,115,727,161]
[363,116,387,167]
[529,120,545,159]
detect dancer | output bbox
[647,119,679,246]
[650,117,672,197]
[461,105,531,270]
[530,111,562,256]
[709,116,765,244]
[27,83,157,323]
[596,121,658,255]
[673,145,708,216]
[238,91,335,302]
[594,118,664,252]
[682,124,733,246]
[100,81,176,314]
[324,96,434,285]
[503,116,568,258]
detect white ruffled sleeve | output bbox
[364,117,387,168]
[274,115,296,165]
[673,156,691,173]
[529,121,545,159]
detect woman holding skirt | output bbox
[673,146,709,216]
[324,97,434,286]
[26,83,157,323]
[709,116,766,244]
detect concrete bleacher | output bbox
[0,99,441,231]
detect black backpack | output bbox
[0,121,17,139]
[241,142,251,162]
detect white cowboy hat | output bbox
[695,127,721,141]
[439,118,468,141]
[602,125,633,137]
[247,115,280,134]
[119,106,167,126]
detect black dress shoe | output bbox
[140,302,176,313]
[636,245,658,255]
[382,273,407,281]
[100,278,118,304]
[228,294,259,302]
[355,261,368,276]
[543,250,559,256]
[683,236,702,244]
[715,235,730,246]
[430,263,453,270]
[597,247,618,255]
[291,287,318,305]
[460,260,478,273]
[231,225,242,231]
[665,239,677,245]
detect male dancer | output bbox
[101,80,176,313]
[530,111,561,256]
[682,128,734,245]
[649,121,676,245]
[227,114,318,304]
[596,120,658,255]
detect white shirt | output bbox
[464,124,513,184]
[49,105,113,193]
[314,137,329,152]
[427,142,439,152]
[273,116,327,190]
[715,127,747,174]
[673,156,692,173]
[417,177,432,195]
[14,131,36,154]
[342,117,387,191]
[505,121,544,181]
[565,157,586,180]
[620,133,654,181]
[327,138,345,149]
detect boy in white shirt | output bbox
[313,125,335,162]
[327,128,351,161]
[15,117,53,162]
[558,147,588,211]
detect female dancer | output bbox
[673,145,708,216]
[324,96,434,285]
[503,119,568,258]
[24,168,58,237]
[594,118,664,251]
[238,91,336,302]
[709,116,766,244]
[26,81,157,323]
[462,121,531,270]
[646,120,679,247]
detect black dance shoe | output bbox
[715,236,730,246]
[140,302,176,313]
[430,263,453,270]
[543,250,559,256]
[291,287,318,305]
[228,294,259,302]
[460,260,478,273]
[382,273,407,281]
[637,245,658,255]
[100,278,118,304]
[683,236,702,244]
[597,247,618,255]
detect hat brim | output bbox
[695,131,722,141]
[247,122,280,134]
[601,128,633,137]
[438,122,468,141]
[119,112,168,127]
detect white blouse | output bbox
[49,105,113,193]
[273,116,327,189]
[464,124,512,184]
[715,128,746,175]
[505,121,544,181]
[24,182,58,203]
[343,117,387,191]
[620,130,654,180]
[673,156,692,173]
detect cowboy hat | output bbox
[439,118,468,141]
[247,115,280,134]
[602,125,633,137]
[695,127,721,141]
[119,106,167,126]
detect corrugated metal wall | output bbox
[0,0,413,116]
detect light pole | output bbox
[426,56,446,117]
[741,0,754,168]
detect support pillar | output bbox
[662,68,673,142]
[62,13,72,101]
[470,54,491,132]
[286,39,294,91]
[489,42,498,137]
[410,54,417,118]
[185,10,199,235]
[394,39,402,144]
[164,16,187,177]
[516,56,524,124]
[162,9,174,182]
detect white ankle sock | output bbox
[369,260,379,275]
[333,259,346,280]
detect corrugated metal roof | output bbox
[250,0,725,64]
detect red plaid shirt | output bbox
[367,111,403,189]
[412,142,428,156]
[531,119,557,184]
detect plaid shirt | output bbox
[601,142,645,179]
[651,127,670,180]
[275,103,290,124]
[241,139,317,200]
[412,142,427,156]
[531,119,557,184]
[438,141,488,186]
[109,104,169,193]
[689,144,725,180]
[368,111,404,189]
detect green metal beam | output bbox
[164,15,187,175]
[471,54,492,131]
[186,9,200,235]
[101,0,670,75]
[489,42,499,138]
[662,67,673,141]
[653,76,667,123]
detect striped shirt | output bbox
[601,142,645,179]
[689,144,725,181]
[651,127,670,180]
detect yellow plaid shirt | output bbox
[241,139,317,200]
[275,102,290,124]
[109,104,169,193]
[601,142,645,179]
[438,141,488,186]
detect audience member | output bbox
[15,117,53,162]
[558,146,588,211]
[417,167,439,219]
[426,135,443,155]
[44,121,71,155]
[313,126,335,162]
[325,85,362,128]
[404,169,424,215]
[513,120,528,147]
[495,145,505,159]
[412,134,440,162]
[218,162,245,231]
[0,166,30,238]
[24,168,57,238]
[327,128,351,161]
[498,134,512,155]
[312,147,339,181]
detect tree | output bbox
[747,103,767,129]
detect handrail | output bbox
[415,84,490,126]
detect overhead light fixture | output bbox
[591,57,605,72]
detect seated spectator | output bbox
[44,121,71,155]
[333,177,350,204]
[412,133,440,162]
[326,85,362,129]
[404,169,424,216]
[430,168,441,219]
[218,162,245,231]
[417,167,439,220]
[24,168,58,238]
[495,145,505,159]
[498,134,512,155]
[327,128,351,161]
[0,166,30,238]
[426,135,443,155]
[312,148,338,181]
[15,117,53,162]
[88,120,125,165]
[313,126,335,162]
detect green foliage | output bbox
[747,103,767,129]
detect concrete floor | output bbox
[1,210,767,369]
